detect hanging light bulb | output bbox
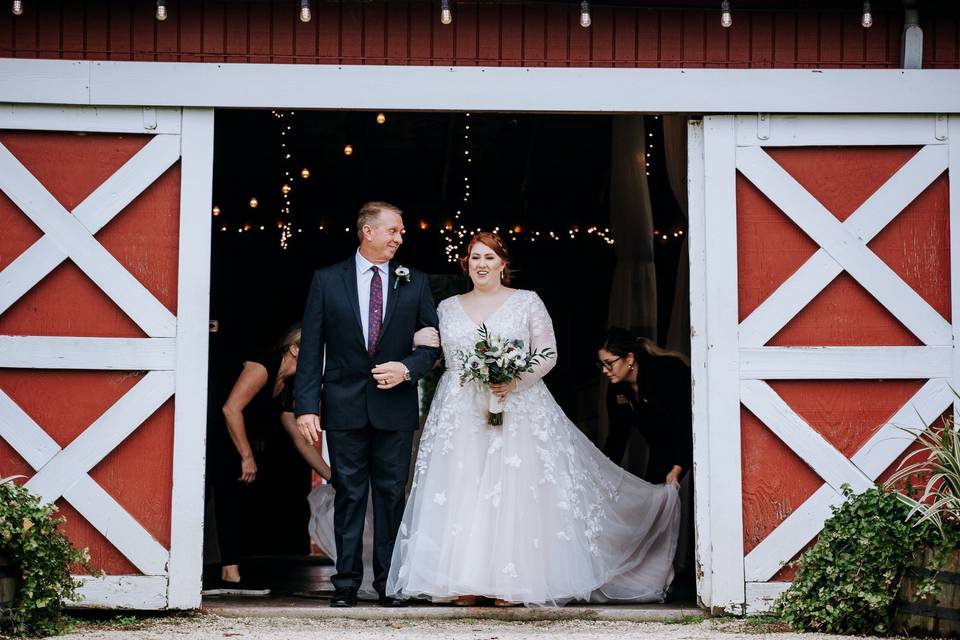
[11,0,23,16]
[720,0,732,28]
[299,0,311,23]
[440,0,452,25]
[376,112,387,124]
[579,1,591,28]
[301,167,310,179]
[249,197,258,208]
[861,1,873,28]
[155,0,167,21]
[281,184,291,195]
[212,206,221,217]
[343,144,354,156]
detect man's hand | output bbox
[372,361,408,390]
[413,326,440,348]
[297,413,321,445]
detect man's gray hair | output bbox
[357,201,403,241]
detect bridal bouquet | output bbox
[455,324,555,426]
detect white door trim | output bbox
[0,60,959,113]
[693,113,958,613]
[0,104,213,609]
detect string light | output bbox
[720,0,732,28]
[579,1,591,28]
[249,197,258,208]
[376,112,387,125]
[344,144,354,156]
[301,167,310,179]
[212,206,220,217]
[440,0,452,25]
[155,0,167,21]
[299,0,311,23]
[861,1,873,28]
[11,0,23,15]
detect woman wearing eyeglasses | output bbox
[597,327,692,488]
[597,327,695,600]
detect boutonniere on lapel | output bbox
[393,265,411,290]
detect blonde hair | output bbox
[357,201,403,241]
[279,323,301,353]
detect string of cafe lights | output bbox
[441,113,473,264]
[272,109,298,250]
[8,0,878,31]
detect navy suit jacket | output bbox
[294,257,441,431]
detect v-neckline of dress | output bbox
[454,291,519,328]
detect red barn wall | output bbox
[1,1,958,69]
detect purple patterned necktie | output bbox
[367,265,383,356]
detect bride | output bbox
[386,232,681,607]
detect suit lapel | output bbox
[378,261,401,340]
[340,258,365,344]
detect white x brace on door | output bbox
[0,105,213,608]
[690,114,960,614]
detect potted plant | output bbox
[0,476,91,637]
[885,421,960,638]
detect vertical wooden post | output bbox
[167,108,215,609]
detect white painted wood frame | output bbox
[0,60,959,113]
[691,114,957,614]
[0,104,214,609]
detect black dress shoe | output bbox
[330,589,357,607]
[378,595,407,607]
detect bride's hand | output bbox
[489,381,516,401]
[413,326,440,348]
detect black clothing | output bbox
[294,257,441,598]
[326,427,415,595]
[294,259,441,430]
[602,355,692,484]
[212,350,286,565]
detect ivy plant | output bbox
[0,477,92,637]
[774,485,959,635]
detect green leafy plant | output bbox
[0,477,92,637]
[774,485,945,635]
[885,422,960,532]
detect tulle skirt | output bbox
[386,373,681,606]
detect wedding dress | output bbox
[386,290,681,606]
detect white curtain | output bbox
[662,115,690,356]
[607,116,657,339]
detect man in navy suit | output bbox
[294,201,440,607]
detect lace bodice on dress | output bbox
[438,290,557,390]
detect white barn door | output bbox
[690,114,959,613]
[0,105,213,608]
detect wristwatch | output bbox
[401,364,411,382]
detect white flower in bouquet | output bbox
[455,324,556,426]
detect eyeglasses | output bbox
[597,357,622,372]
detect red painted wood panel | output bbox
[0,130,180,575]
[408,1,433,66]
[387,2,411,65]
[737,145,952,568]
[498,3,522,67]
[36,3,62,60]
[364,2,388,66]
[178,1,204,63]
[2,2,953,68]
[201,1,226,64]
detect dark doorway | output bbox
[204,109,685,562]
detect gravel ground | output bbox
[59,613,889,640]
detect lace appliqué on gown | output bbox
[387,290,681,606]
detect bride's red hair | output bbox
[460,232,512,285]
